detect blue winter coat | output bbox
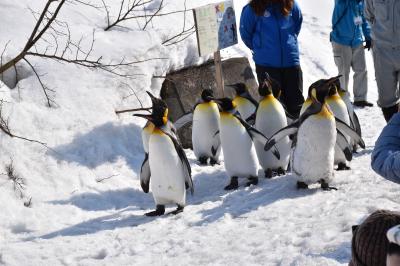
[239,1,302,68]
[330,0,371,47]
[371,113,400,183]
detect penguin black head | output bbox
[134,91,169,127]
[214,97,236,112]
[258,73,281,97]
[227,83,247,96]
[310,76,341,103]
[201,89,214,102]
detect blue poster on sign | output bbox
[216,2,237,50]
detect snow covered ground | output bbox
[0,0,398,265]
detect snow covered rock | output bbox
[161,56,258,148]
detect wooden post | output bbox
[214,50,224,97]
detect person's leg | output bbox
[332,42,352,93]
[351,44,372,106]
[281,66,304,118]
[372,45,400,122]
[255,64,282,98]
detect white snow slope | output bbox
[0,0,398,265]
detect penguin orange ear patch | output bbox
[163,109,168,125]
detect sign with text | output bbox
[193,1,238,56]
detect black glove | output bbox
[364,40,372,51]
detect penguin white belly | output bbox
[255,99,290,170]
[192,103,221,159]
[234,97,256,120]
[292,115,336,184]
[327,98,351,165]
[219,113,258,178]
[149,132,186,206]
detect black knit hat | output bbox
[349,210,400,266]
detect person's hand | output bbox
[364,40,372,51]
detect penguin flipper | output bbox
[264,122,299,152]
[243,92,259,108]
[211,131,221,157]
[140,153,151,193]
[173,112,193,131]
[335,117,365,149]
[351,110,362,137]
[336,130,352,161]
[166,132,194,195]
[234,114,280,159]
[245,112,256,125]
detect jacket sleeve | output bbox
[239,5,257,50]
[371,113,400,183]
[292,1,303,36]
[361,2,372,40]
[364,0,374,23]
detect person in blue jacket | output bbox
[371,112,400,183]
[331,0,373,108]
[239,0,304,118]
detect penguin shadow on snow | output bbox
[48,122,144,172]
[48,187,154,211]
[35,207,156,240]
[194,173,322,226]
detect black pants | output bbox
[256,65,304,118]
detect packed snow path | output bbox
[0,0,399,265]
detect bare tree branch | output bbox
[0,100,48,147]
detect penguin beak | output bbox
[133,113,155,123]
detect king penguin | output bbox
[134,94,193,216]
[326,82,352,170]
[137,91,178,194]
[255,75,290,178]
[227,83,258,124]
[214,97,280,190]
[265,76,364,190]
[335,79,362,153]
[192,89,221,165]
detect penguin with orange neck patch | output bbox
[192,89,221,165]
[227,83,258,124]
[326,82,353,170]
[134,94,193,216]
[214,97,280,190]
[254,75,290,178]
[137,92,178,194]
[265,76,364,190]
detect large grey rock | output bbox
[160,57,258,148]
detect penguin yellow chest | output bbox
[142,122,155,153]
[148,129,186,205]
[233,96,256,119]
[300,98,312,115]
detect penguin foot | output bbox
[169,205,184,215]
[210,158,219,166]
[297,181,309,189]
[224,176,239,190]
[337,162,350,171]
[145,205,165,216]
[199,156,208,165]
[277,167,286,176]
[265,169,273,179]
[321,180,338,191]
[246,176,258,187]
